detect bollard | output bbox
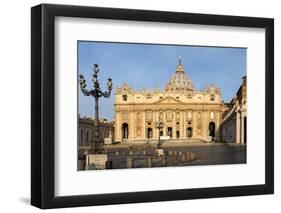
[106,160,113,169]
[191,152,196,160]
[162,156,167,166]
[143,151,146,155]
[181,154,186,162]
[147,157,152,167]
[190,152,194,160]
[186,152,190,161]
[78,160,86,170]
[85,155,89,170]
[172,154,177,164]
[178,153,182,162]
[127,157,134,168]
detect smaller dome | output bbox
[203,84,220,93]
[116,83,134,94]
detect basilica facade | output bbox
[114,59,228,143]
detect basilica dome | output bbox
[165,59,195,92]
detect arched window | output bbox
[176,131,180,138]
[147,128,153,139]
[167,127,172,138]
[122,95,127,101]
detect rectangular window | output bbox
[123,112,127,120]
[166,111,173,121]
[198,112,201,119]
[187,111,192,119]
[146,111,153,121]
[210,111,214,119]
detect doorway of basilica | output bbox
[209,122,215,138]
[187,127,192,138]
[122,123,129,141]
[167,127,172,138]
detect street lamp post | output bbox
[154,117,165,149]
[79,64,113,154]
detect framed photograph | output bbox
[31,4,274,209]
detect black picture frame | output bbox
[31,3,274,209]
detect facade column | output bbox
[241,115,244,144]
[183,110,186,139]
[130,110,135,141]
[142,110,146,140]
[192,111,197,139]
[163,110,166,136]
[203,110,208,141]
[180,110,184,139]
[173,110,176,139]
[215,111,220,140]
[128,111,132,141]
[115,111,121,142]
[241,110,246,144]
[153,110,157,140]
[155,110,159,140]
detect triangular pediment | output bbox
[154,96,184,104]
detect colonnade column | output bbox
[236,111,241,144]
[241,109,246,144]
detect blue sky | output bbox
[78,41,246,121]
